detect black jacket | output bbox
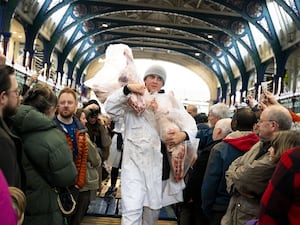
[0,116,24,189]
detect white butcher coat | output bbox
[104,88,197,214]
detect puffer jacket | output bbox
[53,116,89,189]
[11,105,77,225]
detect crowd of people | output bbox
[1,59,300,225]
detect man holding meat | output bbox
[105,64,197,225]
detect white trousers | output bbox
[121,206,160,225]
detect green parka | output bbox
[11,105,77,225]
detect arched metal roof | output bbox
[1,0,300,101]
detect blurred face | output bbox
[3,75,21,117]
[57,93,77,119]
[208,111,219,128]
[144,74,163,93]
[257,110,277,140]
[79,112,87,127]
[186,106,197,118]
[87,114,98,125]
[268,146,275,161]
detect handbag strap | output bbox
[56,191,76,215]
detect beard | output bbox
[59,110,74,119]
[3,103,18,118]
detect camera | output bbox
[87,109,100,118]
[241,97,249,104]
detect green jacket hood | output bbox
[11,105,57,134]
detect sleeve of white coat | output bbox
[104,88,129,121]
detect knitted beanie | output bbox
[143,64,167,85]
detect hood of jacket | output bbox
[11,105,57,134]
[223,131,259,152]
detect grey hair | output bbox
[215,118,232,138]
[209,103,230,119]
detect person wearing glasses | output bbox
[0,65,24,190]
[221,105,293,225]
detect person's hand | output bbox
[100,115,111,127]
[97,115,105,126]
[258,91,279,111]
[264,91,279,105]
[26,73,38,86]
[246,95,257,108]
[257,101,267,111]
[127,83,146,95]
[84,103,99,111]
[164,129,187,148]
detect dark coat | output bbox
[196,127,214,151]
[183,140,222,203]
[0,116,24,189]
[201,132,259,218]
[11,105,77,225]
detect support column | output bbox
[23,49,27,67]
[2,32,11,56]
[42,62,51,80]
[28,49,35,70]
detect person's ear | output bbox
[216,127,222,136]
[0,91,8,105]
[231,119,238,131]
[271,120,279,130]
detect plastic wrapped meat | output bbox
[171,142,187,182]
[122,48,146,114]
[155,98,196,182]
[159,117,187,182]
[84,43,145,113]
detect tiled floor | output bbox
[81,216,178,225]
[82,172,178,224]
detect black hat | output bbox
[86,99,100,107]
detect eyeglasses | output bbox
[6,87,21,96]
[257,119,277,124]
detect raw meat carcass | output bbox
[84,43,145,110]
[158,116,188,182]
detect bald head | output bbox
[258,105,292,140]
[213,118,232,141]
[264,105,292,130]
[186,104,197,118]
